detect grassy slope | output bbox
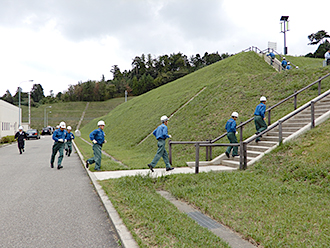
[80,52,330,169]
[101,118,330,247]
[21,97,133,131]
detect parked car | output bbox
[26,129,40,139]
[41,127,53,135]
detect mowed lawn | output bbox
[100,118,330,247]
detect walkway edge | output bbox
[72,140,139,248]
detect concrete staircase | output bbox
[187,92,330,169]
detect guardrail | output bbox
[168,72,330,173]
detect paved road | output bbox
[0,136,120,248]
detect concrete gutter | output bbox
[72,140,139,248]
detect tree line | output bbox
[1,51,230,105]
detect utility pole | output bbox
[280,16,289,55]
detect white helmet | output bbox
[260,96,267,102]
[288,62,291,65]
[97,120,105,126]
[160,115,169,123]
[67,126,72,130]
[59,121,66,128]
[283,57,286,60]
[18,126,23,130]
[231,112,239,118]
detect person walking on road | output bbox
[50,121,67,169]
[14,126,27,154]
[65,126,75,157]
[86,120,106,171]
[225,112,239,158]
[254,96,268,143]
[147,115,174,172]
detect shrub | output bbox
[0,135,16,144]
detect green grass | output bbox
[100,119,330,247]
[79,52,330,169]
[20,97,133,131]
[74,138,127,171]
[100,175,230,248]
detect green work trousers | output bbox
[150,139,171,169]
[226,132,238,156]
[254,115,267,141]
[65,141,73,155]
[87,143,102,170]
[50,142,65,166]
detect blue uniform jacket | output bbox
[153,124,169,140]
[89,128,105,145]
[281,60,287,67]
[286,65,292,70]
[225,118,237,133]
[268,52,275,58]
[52,129,67,142]
[254,102,266,118]
[66,132,75,141]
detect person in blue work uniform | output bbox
[254,96,267,143]
[286,62,292,70]
[147,115,174,172]
[86,120,106,171]
[267,51,275,65]
[65,126,75,157]
[50,121,67,169]
[281,57,287,70]
[225,112,239,158]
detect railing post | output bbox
[206,140,210,161]
[318,77,322,95]
[294,91,297,110]
[210,145,212,161]
[239,125,244,170]
[169,140,172,165]
[278,121,283,144]
[243,142,247,170]
[311,101,315,128]
[268,109,271,126]
[195,142,200,174]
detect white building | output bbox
[0,100,20,138]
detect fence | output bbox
[169,72,330,173]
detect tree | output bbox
[308,30,330,45]
[30,84,45,102]
[1,90,14,104]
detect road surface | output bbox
[0,136,121,247]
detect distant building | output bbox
[0,100,20,138]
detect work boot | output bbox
[166,167,174,171]
[65,149,68,156]
[147,164,154,172]
[50,163,54,168]
[85,161,89,168]
[225,151,230,158]
[57,165,63,170]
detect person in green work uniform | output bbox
[65,126,75,157]
[86,120,106,171]
[254,96,267,142]
[147,115,174,172]
[50,121,67,170]
[225,112,239,158]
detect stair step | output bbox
[247,145,272,152]
[282,122,308,127]
[221,159,240,167]
[267,131,292,137]
[247,150,263,157]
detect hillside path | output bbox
[0,136,120,247]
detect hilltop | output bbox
[78,51,329,169]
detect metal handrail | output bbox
[168,55,330,172]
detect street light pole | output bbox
[44,106,52,127]
[280,16,289,55]
[18,79,33,127]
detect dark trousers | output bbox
[87,143,102,170]
[50,142,64,166]
[17,141,25,154]
[226,132,238,156]
[327,59,330,66]
[254,116,267,141]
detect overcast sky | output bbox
[1,0,329,97]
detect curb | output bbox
[72,140,139,248]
